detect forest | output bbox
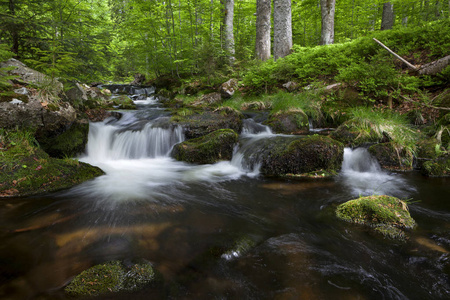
[1,0,449,83]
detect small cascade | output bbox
[241,119,273,136]
[339,147,414,197]
[82,115,184,162]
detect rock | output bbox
[336,195,416,240]
[330,121,386,147]
[0,95,77,139]
[264,109,309,135]
[238,135,343,177]
[130,73,146,86]
[13,87,29,95]
[0,129,104,197]
[219,79,238,99]
[65,82,88,104]
[173,109,243,139]
[37,121,89,158]
[171,129,239,164]
[64,259,160,297]
[191,92,222,107]
[0,58,63,92]
[110,95,136,109]
[415,138,440,169]
[282,81,298,92]
[368,142,414,171]
[65,82,110,109]
[421,154,450,177]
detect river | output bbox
[0,88,448,299]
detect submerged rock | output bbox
[172,129,239,164]
[264,109,309,135]
[368,142,414,171]
[65,259,160,297]
[336,195,416,240]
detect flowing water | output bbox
[0,90,449,299]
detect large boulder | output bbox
[0,58,63,92]
[0,129,104,197]
[368,142,414,171]
[238,135,344,177]
[219,78,238,99]
[336,195,416,240]
[171,129,239,164]
[172,108,243,139]
[264,109,309,135]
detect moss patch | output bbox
[368,142,414,171]
[264,109,309,135]
[421,154,450,177]
[336,195,416,240]
[0,128,103,197]
[172,129,238,164]
[65,260,159,297]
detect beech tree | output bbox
[320,0,336,45]
[381,2,395,30]
[255,0,271,61]
[273,0,293,60]
[223,0,235,62]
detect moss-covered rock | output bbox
[330,121,382,147]
[172,129,238,164]
[0,129,104,197]
[336,195,416,240]
[37,121,89,158]
[110,95,136,109]
[65,260,160,297]
[172,108,243,139]
[421,154,450,177]
[264,109,309,135]
[368,142,414,171]
[239,135,343,177]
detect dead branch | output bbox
[373,38,418,71]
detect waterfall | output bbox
[339,147,414,198]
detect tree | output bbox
[255,0,271,61]
[381,2,395,30]
[223,0,235,62]
[320,0,336,45]
[273,0,293,60]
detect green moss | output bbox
[421,155,450,177]
[368,142,414,171]
[336,195,416,240]
[265,109,309,134]
[0,128,104,197]
[37,122,89,158]
[111,95,136,109]
[65,260,160,297]
[172,129,238,164]
[0,91,29,103]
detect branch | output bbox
[373,38,418,71]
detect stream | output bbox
[0,87,449,299]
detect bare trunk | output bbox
[273,0,292,60]
[223,0,235,61]
[381,2,395,30]
[320,0,335,45]
[255,0,271,61]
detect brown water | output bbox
[0,101,449,300]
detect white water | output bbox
[339,147,415,197]
[76,112,255,201]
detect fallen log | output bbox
[373,38,450,76]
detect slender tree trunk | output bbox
[381,2,395,30]
[255,0,271,61]
[274,0,292,60]
[223,0,235,61]
[8,0,19,56]
[320,0,335,45]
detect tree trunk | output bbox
[418,55,450,75]
[255,0,271,61]
[320,0,335,45]
[381,2,395,30]
[223,0,235,61]
[8,0,19,56]
[273,0,292,60]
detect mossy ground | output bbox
[65,260,159,297]
[0,128,104,197]
[336,195,416,240]
[172,129,239,164]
